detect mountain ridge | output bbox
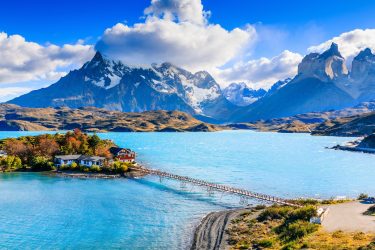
[9,52,236,122]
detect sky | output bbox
[1,0,375,101]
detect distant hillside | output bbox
[312,111,375,136]
[228,101,375,135]
[0,104,223,132]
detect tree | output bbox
[4,139,28,158]
[36,137,59,158]
[30,156,53,171]
[1,156,22,171]
[88,134,101,150]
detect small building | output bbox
[78,156,105,167]
[0,150,7,157]
[310,207,329,224]
[54,155,106,167]
[55,155,81,166]
[110,147,136,163]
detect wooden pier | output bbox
[137,166,300,207]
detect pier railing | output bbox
[136,166,300,207]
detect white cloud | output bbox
[0,32,94,84]
[95,0,255,72]
[217,50,303,89]
[0,87,32,102]
[308,29,375,63]
[144,0,209,25]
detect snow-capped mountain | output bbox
[232,43,375,122]
[223,82,267,106]
[266,78,291,96]
[9,52,235,121]
[223,79,291,106]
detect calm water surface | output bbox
[0,131,374,249]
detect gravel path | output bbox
[322,201,375,232]
[190,209,252,250]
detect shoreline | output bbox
[190,208,256,250]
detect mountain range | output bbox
[232,43,375,122]
[8,43,375,123]
[222,78,291,106]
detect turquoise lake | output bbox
[0,131,374,249]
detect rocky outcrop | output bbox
[298,43,348,81]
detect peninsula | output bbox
[0,129,138,176]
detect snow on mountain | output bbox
[9,52,235,121]
[223,82,267,106]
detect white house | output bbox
[78,156,105,167]
[55,155,81,166]
[0,150,7,157]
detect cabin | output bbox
[110,147,136,163]
[54,155,106,167]
[0,150,7,157]
[78,156,105,167]
[55,155,81,167]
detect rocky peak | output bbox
[298,43,348,81]
[319,43,342,59]
[354,48,375,61]
[351,48,375,81]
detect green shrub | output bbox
[258,206,293,222]
[256,239,274,248]
[364,205,375,216]
[112,161,129,174]
[279,220,318,241]
[288,205,317,222]
[254,204,267,210]
[1,155,23,171]
[90,165,102,173]
[70,162,78,170]
[30,156,53,171]
[358,193,369,200]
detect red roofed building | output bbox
[110,147,136,163]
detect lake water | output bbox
[0,131,374,249]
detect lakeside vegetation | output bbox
[0,129,133,174]
[226,202,375,250]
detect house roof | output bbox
[110,147,133,155]
[78,155,106,161]
[55,155,81,160]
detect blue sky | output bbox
[2,0,375,54]
[1,0,375,101]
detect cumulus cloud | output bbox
[144,0,209,25]
[95,0,255,72]
[308,29,375,63]
[0,32,94,84]
[217,50,303,89]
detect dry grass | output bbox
[226,205,375,250]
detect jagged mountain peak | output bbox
[298,42,348,80]
[354,48,375,61]
[319,42,342,59]
[8,52,234,121]
[223,82,267,106]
